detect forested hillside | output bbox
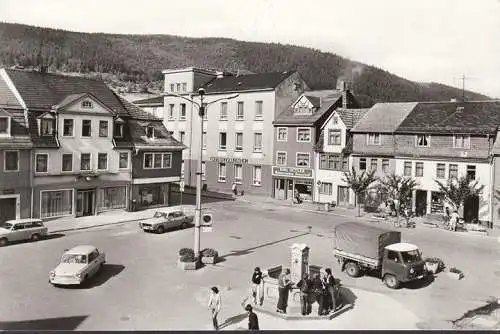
[0,22,489,106]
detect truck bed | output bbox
[333,249,380,268]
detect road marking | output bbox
[111,230,138,237]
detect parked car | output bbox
[139,210,194,233]
[49,245,106,286]
[0,218,48,246]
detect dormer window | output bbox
[146,125,155,139]
[81,100,93,109]
[114,117,125,138]
[0,116,10,137]
[37,112,56,137]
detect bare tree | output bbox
[342,167,378,217]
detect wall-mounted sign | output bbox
[209,157,249,164]
[272,166,313,178]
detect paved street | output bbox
[0,196,499,330]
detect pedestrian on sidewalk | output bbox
[311,273,325,316]
[276,268,291,313]
[245,304,259,330]
[232,182,238,196]
[251,267,264,306]
[296,272,311,316]
[323,268,337,313]
[449,210,459,232]
[208,286,221,330]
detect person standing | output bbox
[296,272,311,316]
[449,209,460,232]
[276,268,291,313]
[232,182,238,196]
[245,304,259,330]
[251,267,264,306]
[324,268,337,313]
[208,286,221,330]
[311,273,325,316]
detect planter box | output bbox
[447,271,464,280]
[425,262,439,274]
[177,259,197,270]
[201,256,217,264]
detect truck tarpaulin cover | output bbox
[333,222,401,260]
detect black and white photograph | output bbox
[0,0,499,330]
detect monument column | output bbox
[290,243,309,283]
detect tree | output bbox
[379,173,418,226]
[435,176,485,218]
[342,167,378,217]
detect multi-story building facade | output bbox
[314,107,368,206]
[0,68,184,219]
[132,95,164,119]
[351,100,500,226]
[162,67,308,195]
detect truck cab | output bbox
[381,243,426,288]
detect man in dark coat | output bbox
[296,273,311,316]
[311,273,325,316]
[245,304,259,330]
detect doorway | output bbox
[76,189,95,217]
[337,186,350,206]
[0,197,16,224]
[464,195,479,223]
[415,190,427,216]
[274,179,286,200]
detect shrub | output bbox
[179,248,194,257]
[201,248,218,258]
[179,254,195,263]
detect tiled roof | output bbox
[336,108,370,129]
[132,95,164,106]
[396,101,500,134]
[352,102,418,133]
[127,120,185,150]
[0,72,21,107]
[28,111,58,148]
[0,107,32,148]
[116,94,161,121]
[203,71,296,93]
[56,93,88,108]
[273,90,342,126]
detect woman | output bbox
[251,267,264,306]
[324,268,337,313]
[208,286,221,330]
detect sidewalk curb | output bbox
[49,217,143,234]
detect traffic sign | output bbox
[179,180,185,192]
[202,226,213,233]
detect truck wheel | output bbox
[383,274,400,289]
[157,226,165,234]
[31,233,40,242]
[345,262,360,277]
[181,222,188,229]
[0,238,7,247]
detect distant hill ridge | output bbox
[0,21,489,107]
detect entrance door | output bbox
[76,190,95,217]
[287,181,294,200]
[0,198,16,224]
[415,190,427,216]
[275,179,285,200]
[464,195,479,223]
[337,186,350,206]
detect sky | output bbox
[1,0,500,98]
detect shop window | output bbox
[40,190,73,218]
[139,185,165,207]
[99,187,126,210]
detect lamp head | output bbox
[198,88,206,96]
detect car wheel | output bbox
[0,238,8,247]
[31,233,40,242]
[181,222,188,229]
[345,262,360,278]
[383,274,400,289]
[157,226,165,234]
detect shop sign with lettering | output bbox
[209,157,249,164]
[272,166,313,178]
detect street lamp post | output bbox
[164,88,239,261]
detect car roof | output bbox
[5,218,43,224]
[385,242,419,252]
[65,245,97,254]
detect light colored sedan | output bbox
[49,245,105,286]
[139,210,194,233]
[0,218,48,246]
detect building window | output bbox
[382,159,389,173]
[416,134,430,147]
[202,132,207,149]
[255,101,263,120]
[319,182,333,195]
[467,165,476,180]
[236,102,244,120]
[99,120,108,137]
[170,84,175,92]
[40,190,73,218]
[62,153,73,172]
[253,133,263,152]
[4,150,18,171]
[114,123,123,138]
[201,161,206,181]
[82,120,92,137]
[235,132,243,151]
[404,161,412,176]
[119,152,129,169]
[176,83,181,92]
[41,119,54,136]
[35,153,48,173]
[415,162,424,177]
[0,117,10,136]
[359,158,366,171]
[220,102,228,120]
[449,164,458,179]
[330,155,341,170]
[454,135,470,149]
[276,151,287,165]
[296,153,310,167]
[61,119,73,137]
[370,158,378,171]
[143,152,172,169]
[219,132,227,150]
[180,103,186,120]
[342,156,349,171]
[98,153,108,170]
[179,131,185,144]
[319,154,327,169]
[81,100,93,109]
[436,163,445,178]
[146,126,155,138]
[218,163,226,182]
[168,104,175,120]
[277,127,288,142]
[253,165,262,186]
[234,164,243,184]
[182,83,187,92]
[80,153,91,170]
[328,129,341,145]
[367,133,381,145]
[297,128,311,142]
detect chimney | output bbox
[337,79,351,109]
